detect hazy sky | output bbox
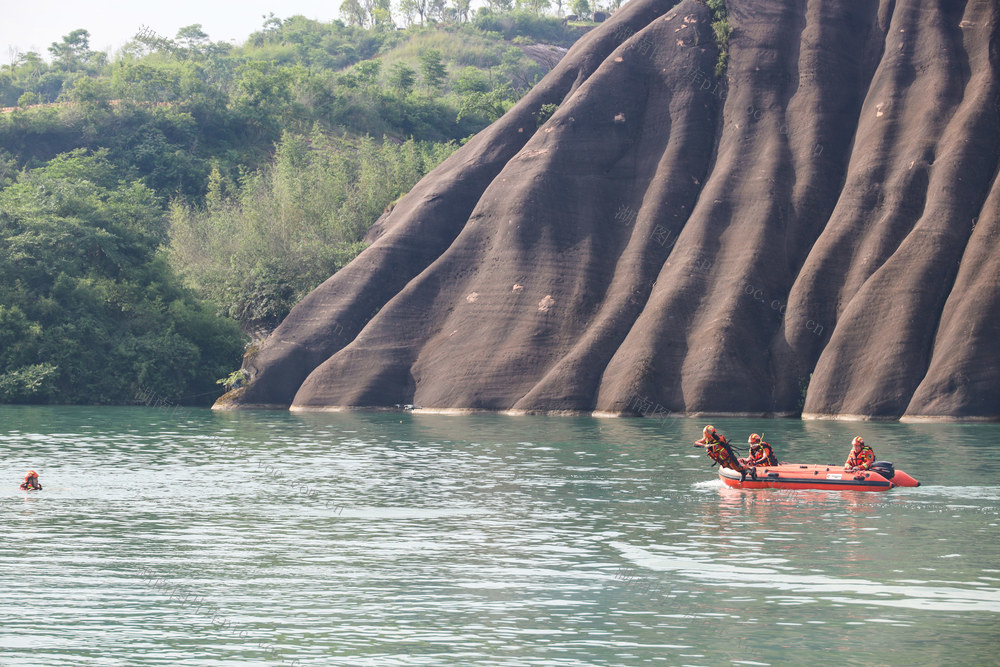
[3,0,348,62]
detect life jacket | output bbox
[846,445,875,470]
[699,435,745,471]
[20,481,41,490]
[749,442,777,467]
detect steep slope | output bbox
[218,0,1000,421]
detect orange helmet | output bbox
[748,433,761,444]
[25,471,38,479]
[852,436,864,447]
[703,425,716,437]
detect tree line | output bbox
[0,12,591,405]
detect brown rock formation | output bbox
[217,0,1000,421]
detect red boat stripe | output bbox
[719,470,893,488]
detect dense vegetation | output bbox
[0,8,592,405]
[706,0,730,77]
[169,132,458,338]
[0,150,243,404]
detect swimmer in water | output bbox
[20,470,42,491]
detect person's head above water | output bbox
[21,471,41,489]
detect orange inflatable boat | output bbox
[718,461,920,492]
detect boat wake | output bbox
[902,485,1000,501]
[611,542,1000,613]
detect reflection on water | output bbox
[1,406,998,666]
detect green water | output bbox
[2,406,999,666]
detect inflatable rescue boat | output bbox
[718,461,919,492]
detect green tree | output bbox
[419,49,447,91]
[48,29,94,70]
[231,61,297,138]
[454,67,489,94]
[64,76,112,107]
[571,0,590,17]
[340,0,368,26]
[354,59,382,84]
[427,0,448,21]
[176,24,210,57]
[388,62,417,95]
[371,7,396,31]
[0,149,244,404]
[516,0,551,14]
[111,62,181,103]
[0,151,16,188]
[500,45,542,92]
[261,13,283,34]
[17,91,39,107]
[453,0,472,22]
[457,83,516,122]
[400,0,429,25]
[486,0,515,14]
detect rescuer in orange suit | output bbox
[746,433,777,467]
[844,436,875,471]
[694,425,753,481]
[20,471,42,490]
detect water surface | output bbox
[2,406,998,665]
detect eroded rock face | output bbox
[218,0,1000,421]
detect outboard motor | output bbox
[870,461,895,479]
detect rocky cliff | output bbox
[217,0,1000,421]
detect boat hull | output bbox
[719,463,920,492]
